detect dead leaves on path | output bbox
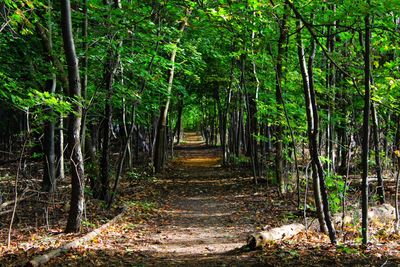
[3,136,400,266]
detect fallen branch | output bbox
[0,209,13,216]
[0,192,33,210]
[247,204,396,250]
[26,206,127,267]
[247,223,304,250]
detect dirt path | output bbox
[5,134,400,266]
[127,132,266,266]
[43,132,271,266]
[131,133,261,265]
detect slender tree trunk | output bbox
[98,0,121,200]
[214,83,227,164]
[43,77,57,193]
[40,1,56,193]
[297,18,337,244]
[250,16,259,177]
[307,29,337,245]
[153,10,190,173]
[98,50,119,201]
[296,21,326,234]
[56,115,65,181]
[122,97,132,169]
[108,105,137,208]
[36,2,64,186]
[239,54,257,181]
[326,4,336,174]
[61,0,85,233]
[371,103,385,204]
[80,0,88,156]
[174,96,184,145]
[395,157,400,232]
[361,0,371,244]
[275,3,288,193]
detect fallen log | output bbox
[247,223,304,250]
[26,207,127,267]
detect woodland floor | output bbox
[2,133,400,266]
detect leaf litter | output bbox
[1,133,400,266]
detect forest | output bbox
[1,0,400,265]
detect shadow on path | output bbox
[43,132,269,266]
[135,132,264,265]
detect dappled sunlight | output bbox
[173,157,221,167]
[162,177,246,186]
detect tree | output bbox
[296,16,336,244]
[153,7,191,173]
[60,0,85,233]
[98,0,122,201]
[274,2,288,194]
[361,0,371,245]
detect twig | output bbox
[7,130,29,247]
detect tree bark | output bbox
[371,103,385,204]
[80,0,89,156]
[174,96,184,145]
[361,0,371,245]
[98,0,122,201]
[39,2,57,193]
[98,49,119,201]
[61,0,85,233]
[153,9,190,173]
[275,3,288,193]
[43,77,57,193]
[296,19,337,244]
[296,20,326,234]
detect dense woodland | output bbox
[1,0,400,265]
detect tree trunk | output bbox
[153,10,190,173]
[98,0,121,201]
[371,103,385,204]
[42,77,57,193]
[36,2,62,189]
[56,115,65,181]
[361,0,371,244]
[108,106,137,208]
[174,96,184,145]
[296,21,326,234]
[40,2,57,193]
[80,0,89,156]
[296,19,337,244]
[275,3,288,193]
[326,4,336,174]
[214,83,226,164]
[61,0,85,233]
[98,51,119,201]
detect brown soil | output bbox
[44,132,275,266]
[3,133,400,266]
